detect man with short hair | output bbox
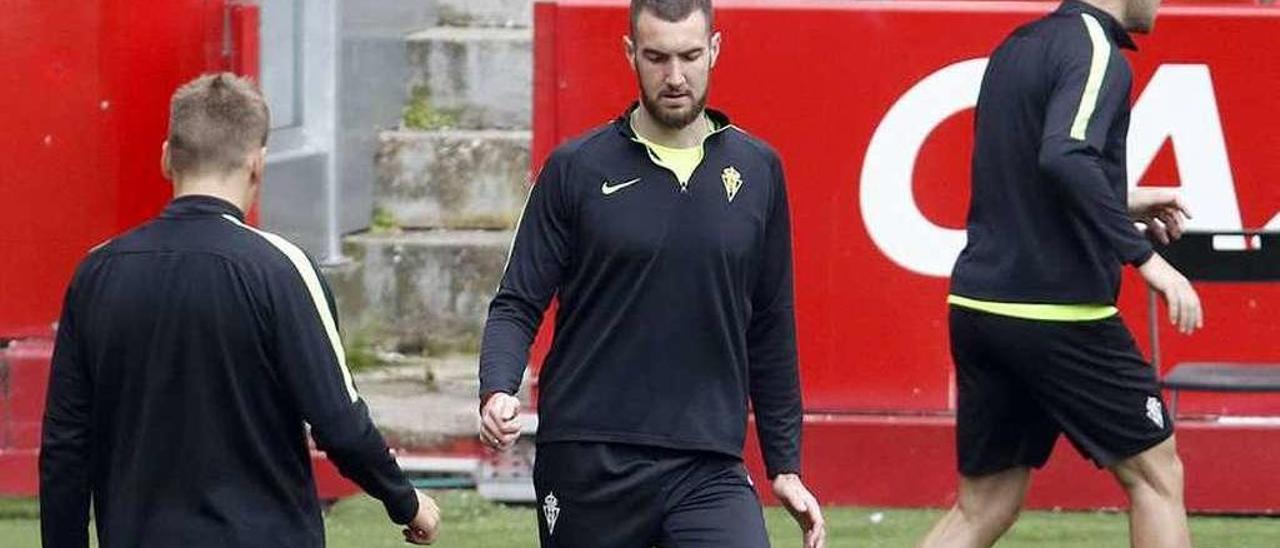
[478,1,824,547]
[920,0,1201,546]
[40,73,440,548]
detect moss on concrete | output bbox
[402,86,460,130]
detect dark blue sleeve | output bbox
[40,268,92,548]
[1038,17,1153,266]
[748,154,803,478]
[264,251,418,524]
[479,149,574,399]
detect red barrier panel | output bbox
[743,415,1280,512]
[0,339,52,496]
[2,339,55,451]
[535,0,1280,510]
[0,0,246,336]
[229,2,263,81]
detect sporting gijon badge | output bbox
[543,492,560,535]
[1146,396,1165,429]
[722,166,743,202]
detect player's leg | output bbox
[533,442,663,548]
[919,308,1060,548]
[1010,315,1187,548]
[919,467,1031,548]
[1110,436,1189,548]
[658,456,768,548]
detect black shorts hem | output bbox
[1086,427,1176,469]
[958,453,1052,478]
[958,463,1026,478]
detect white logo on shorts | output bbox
[543,492,560,535]
[1146,397,1165,429]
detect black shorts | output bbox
[533,442,769,548]
[950,306,1174,476]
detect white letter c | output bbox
[860,58,987,277]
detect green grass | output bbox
[0,497,42,546]
[327,490,534,547]
[2,492,1276,547]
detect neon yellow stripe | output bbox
[1070,13,1111,141]
[222,215,359,402]
[948,294,1117,321]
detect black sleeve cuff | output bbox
[766,467,802,480]
[764,454,802,480]
[384,486,419,525]
[1128,246,1156,267]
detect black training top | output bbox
[480,105,803,477]
[951,0,1154,304]
[40,196,417,548]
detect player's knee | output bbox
[984,502,1022,532]
[956,499,1021,534]
[1111,440,1184,499]
[957,487,1023,531]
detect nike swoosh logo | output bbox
[601,177,641,195]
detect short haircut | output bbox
[629,0,713,36]
[166,73,270,178]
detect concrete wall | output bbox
[260,0,440,261]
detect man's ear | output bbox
[161,141,173,180]
[709,31,721,69]
[249,147,267,185]
[623,34,637,72]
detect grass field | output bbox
[3,491,1277,547]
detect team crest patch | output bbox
[721,166,743,202]
[543,492,560,535]
[1146,396,1165,429]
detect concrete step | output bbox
[435,0,532,28]
[325,229,513,358]
[406,26,531,130]
[355,354,535,449]
[375,129,530,230]
[356,361,479,447]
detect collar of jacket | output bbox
[613,102,735,143]
[161,194,246,221]
[1056,0,1138,51]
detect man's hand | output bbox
[772,474,825,548]
[1138,253,1203,335]
[1129,188,1192,245]
[479,392,522,450]
[402,490,440,545]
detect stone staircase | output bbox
[328,0,532,361]
[324,0,533,453]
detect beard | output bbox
[640,85,708,130]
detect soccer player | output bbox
[477,1,824,547]
[920,0,1201,547]
[39,73,440,547]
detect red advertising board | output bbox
[536,0,1280,509]
[534,0,1280,416]
[0,0,236,337]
